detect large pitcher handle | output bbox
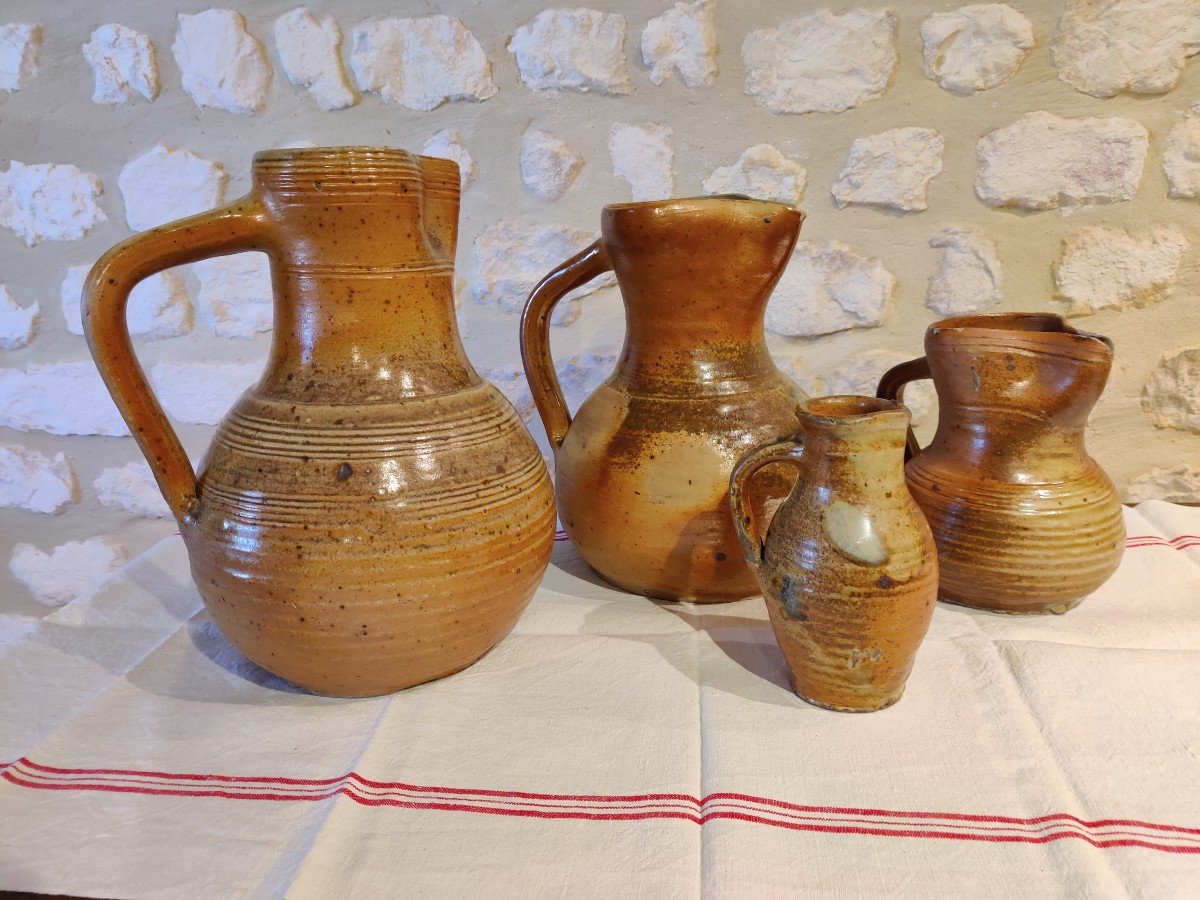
[877,357,932,462]
[520,240,612,448]
[729,438,805,572]
[83,199,270,524]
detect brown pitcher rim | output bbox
[798,395,910,430]
[928,312,1113,353]
[603,195,804,218]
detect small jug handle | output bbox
[729,438,805,571]
[520,240,612,448]
[83,199,270,524]
[877,357,932,462]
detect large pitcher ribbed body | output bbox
[522,198,806,602]
[84,148,555,696]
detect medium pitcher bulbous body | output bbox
[878,313,1124,615]
[84,148,555,697]
[522,197,806,602]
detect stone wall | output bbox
[1,0,1198,626]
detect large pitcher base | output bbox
[591,565,759,604]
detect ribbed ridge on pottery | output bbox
[254,147,424,200]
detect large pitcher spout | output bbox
[419,156,460,261]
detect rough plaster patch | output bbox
[786,350,935,425]
[0,284,38,350]
[0,445,77,514]
[765,241,894,338]
[61,265,192,341]
[274,8,357,111]
[521,130,584,201]
[975,111,1148,210]
[1053,0,1200,98]
[11,538,128,608]
[742,9,896,114]
[422,130,476,189]
[1056,226,1189,315]
[926,226,1003,316]
[702,144,806,204]
[509,9,631,94]
[642,0,718,88]
[0,23,40,92]
[470,221,614,326]
[173,9,272,114]
[1126,465,1200,503]
[0,614,38,649]
[94,461,171,519]
[83,24,159,104]
[150,360,264,425]
[119,146,227,232]
[1164,105,1200,199]
[1142,348,1200,432]
[609,123,674,202]
[0,362,128,436]
[351,15,497,111]
[921,4,1033,95]
[195,253,272,339]
[832,127,944,212]
[0,162,107,246]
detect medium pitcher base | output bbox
[938,594,1086,616]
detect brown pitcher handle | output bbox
[520,239,612,448]
[83,199,270,524]
[729,439,805,571]
[877,357,932,462]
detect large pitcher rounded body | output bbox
[85,148,555,696]
[522,197,805,602]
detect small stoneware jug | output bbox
[521,196,807,602]
[84,147,555,697]
[877,313,1124,615]
[730,396,938,712]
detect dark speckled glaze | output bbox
[521,197,806,602]
[83,147,555,696]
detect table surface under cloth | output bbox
[1,501,1198,898]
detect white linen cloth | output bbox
[1,501,1198,898]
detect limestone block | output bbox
[521,130,584,201]
[150,360,264,425]
[975,111,1148,210]
[94,461,171,519]
[641,0,718,88]
[1056,226,1189,315]
[0,23,40,92]
[0,444,77,514]
[0,162,107,246]
[1053,0,1200,98]
[274,8,357,111]
[195,253,272,340]
[0,362,127,436]
[0,284,38,350]
[609,123,674,202]
[1126,465,1200,503]
[1164,105,1200,199]
[509,9,631,94]
[83,24,159,104]
[926,226,1003,316]
[61,265,191,341]
[351,15,497,110]
[118,145,227,232]
[422,130,476,189]
[765,241,894,338]
[172,9,272,114]
[11,538,128,608]
[1142,348,1200,432]
[742,10,896,114]
[921,4,1033,95]
[702,144,806,204]
[831,127,944,212]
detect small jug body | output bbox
[878,313,1124,615]
[522,197,806,602]
[84,147,556,696]
[730,397,938,711]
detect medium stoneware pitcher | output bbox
[878,313,1124,615]
[84,147,556,697]
[521,197,806,602]
[730,397,938,712]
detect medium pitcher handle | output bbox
[520,239,612,448]
[877,357,932,462]
[729,439,805,571]
[83,199,270,524]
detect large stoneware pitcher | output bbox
[878,313,1124,615]
[84,147,555,696]
[521,197,806,602]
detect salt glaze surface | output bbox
[172,9,272,115]
[609,123,674,202]
[118,146,227,232]
[975,111,1149,210]
[0,23,40,92]
[194,254,271,339]
[1056,226,1189,315]
[83,24,159,104]
[0,284,38,350]
[641,0,718,88]
[9,537,127,608]
[509,8,631,94]
[520,130,584,201]
[0,445,77,515]
[702,144,806,204]
[94,461,171,519]
[742,9,897,114]
[62,266,192,341]
[921,4,1033,95]
[832,127,944,212]
[0,162,107,246]
[1143,349,1200,433]
[765,241,894,338]
[823,499,889,566]
[926,226,1003,316]
[274,8,357,111]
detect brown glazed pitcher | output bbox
[877,313,1124,615]
[521,197,806,602]
[84,147,555,697]
[730,397,938,712]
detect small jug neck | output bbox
[797,397,911,503]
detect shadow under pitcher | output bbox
[83,147,556,697]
